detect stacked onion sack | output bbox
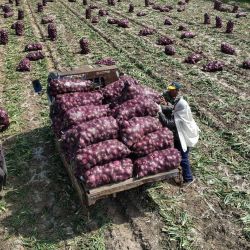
[48,74,181,188]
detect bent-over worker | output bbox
[158,82,200,185]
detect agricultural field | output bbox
[0,0,249,249]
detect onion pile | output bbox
[79,159,133,188]
[134,148,181,178]
[137,12,147,17]
[48,23,57,41]
[25,43,43,51]
[4,12,14,18]
[16,58,31,72]
[185,52,203,64]
[26,51,45,61]
[95,57,116,66]
[221,43,236,55]
[2,4,12,13]
[49,78,93,96]
[156,36,174,46]
[132,128,174,156]
[120,116,162,147]
[203,61,224,72]
[164,18,173,25]
[214,0,222,10]
[0,108,10,132]
[236,12,247,18]
[138,28,155,36]
[0,30,8,45]
[76,139,131,170]
[42,0,47,6]
[91,16,99,24]
[178,25,187,31]
[232,5,239,13]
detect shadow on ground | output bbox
[0,126,155,246]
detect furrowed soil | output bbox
[0,0,249,249]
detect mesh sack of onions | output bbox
[137,12,147,17]
[102,75,138,103]
[79,38,89,54]
[164,18,173,25]
[108,18,118,24]
[95,57,116,66]
[26,51,45,61]
[61,116,119,156]
[15,0,20,6]
[118,81,161,103]
[2,4,12,13]
[204,13,211,24]
[75,139,131,170]
[16,58,31,72]
[62,104,110,129]
[0,108,10,132]
[128,4,134,13]
[78,158,133,188]
[157,36,174,46]
[215,16,222,28]
[0,30,8,45]
[131,127,174,156]
[48,78,93,96]
[25,43,43,51]
[112,97,159,124]
[41,16,54,24]
[85,8,91,19]
[37,3,43,12]
[165,45,176,55]
[18,9,24,20]
[99,9,108,16]
[184,52,203,64]
[242,60,250,69]
[117,19,129,28]
[134,148,181,178]
[236,12,247,18]
[221,43,236,55]
[48,23,57,41]
[226,20,234,33]
[120,116,162,147]
[202,61,224,72]
[178,25,187,31]
[4,12,14,18]
[181,31,195,39]
[91,16,99,23]
[138,28,155,36]
[51,91,103,116]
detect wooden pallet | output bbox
[55,140,180,208]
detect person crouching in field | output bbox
[158,82,200,186]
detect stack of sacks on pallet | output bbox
[48,76,135,188]
[48,74,181,188]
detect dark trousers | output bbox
[179,147,193,182]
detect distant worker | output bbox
[158,82,200,186]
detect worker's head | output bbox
[167,82,182,98]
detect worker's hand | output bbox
[160,97,167,104]
[155,104,162,113]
